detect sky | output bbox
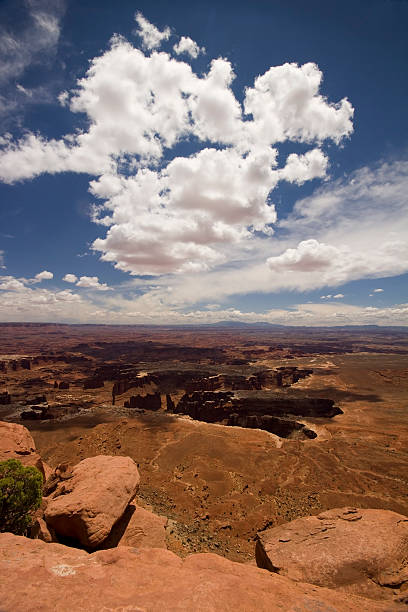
[0,0,407,326]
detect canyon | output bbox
[0,322,408,608]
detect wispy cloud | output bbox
[0,0,66,123]
[134,12,170,50]
[0,0,65,83]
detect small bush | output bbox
[0,459,43,535]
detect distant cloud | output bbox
[75,276,110,291]
[16,83,32,97]
[34,270,53,281]
[64,272,109,291]
[268,240,340,273]
[58,91,69,107]
[134,12,170,50]
[63,273,78,283]
[373,288,384,293]
[173,36,204,58]
[0,276,26,291]
[333,293,344,299]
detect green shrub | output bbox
[0,459,43,535]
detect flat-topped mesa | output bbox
[21,404,79,420]
[184,367,313,393]
[109,367,314,399]
[124,392,161,411]
[169,391,341,439]
[172,392,341,421]
[113,373,158,396]
[1,357,32,371]
[228,413,317,439]
[83,377,105,389]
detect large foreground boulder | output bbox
[0,421,44,476]
[45,455,140,548]
[0,533,400,611]
[256,507,408,601]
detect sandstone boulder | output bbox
[0,533,399,611]
[30,517,58,543]
[45,455,140,548]
[0,421,44,476]
[256,507,408,601]
[99,501,167,549]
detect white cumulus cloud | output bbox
[173,36,204,58]
[373,288,384,293]
[279,149,328,184]
[63,273,78,283]
[34,270,53,281]
[0,276,26,291]
[0,16,356,280]
[267,239,341,273]
[75,276,110,291]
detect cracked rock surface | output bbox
[256,507,408,602]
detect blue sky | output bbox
[0,0,407,325]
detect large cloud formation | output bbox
[0,13,353,277]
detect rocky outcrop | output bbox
[99,502,167,549]
[45,455,140,548]
[183,367,313,393]
[0,533,395,611]
[21,404,79,420]
[170,391,338,438]
[21,407,44,420]
[124,392,161,410]
[83,377,104,389]
[256,507,408,602]
[0,391,11,404]
[23,394,46,405]
[113,373,158,396]
[174,391,341,419]
[0,421,44,476]
[228,413,317,439]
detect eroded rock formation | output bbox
[124,393,161,411]
[21,404,79,420]
[168,391,340,438]
[0,391,11,404]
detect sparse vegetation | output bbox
[0,459,43,535]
